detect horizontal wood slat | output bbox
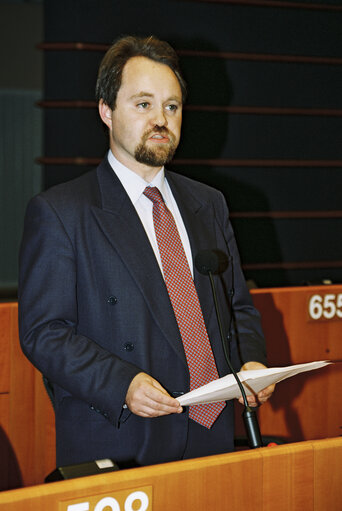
[36,42,109,52]
[37,157,100,166]
[186,105,342,116]
[178,49,342,65]
[174,159,342,167]
[37,157,342,168]
[230,211,342,219]
[186,0,342,12]
[243,260,342,270]
[38,100,96,108]
[36,43,342,65]
[37,101,342,117]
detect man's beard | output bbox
[134,127,178,167]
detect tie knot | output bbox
[143,186,164,204]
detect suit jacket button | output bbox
[124,342,134,352]
[107,295,118,305]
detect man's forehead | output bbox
[123,55,167,73]
[120,56,181,94]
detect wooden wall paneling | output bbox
[0,303,11,393]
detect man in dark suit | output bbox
[18,35,274,468]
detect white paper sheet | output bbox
[177,360,331,406]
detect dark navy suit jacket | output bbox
[18,158,267,466]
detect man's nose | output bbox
[149,106,167,127]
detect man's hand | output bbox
[125,372,183,417]
[237,361,275,407]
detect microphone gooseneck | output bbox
[195,250,262,449]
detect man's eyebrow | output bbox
[129,92,182,103]
[166,95,182,103]
[129,92,154,100]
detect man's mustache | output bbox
[143,126,175,142]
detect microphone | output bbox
[195,249,262,449]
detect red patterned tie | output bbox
[143,186,225,428]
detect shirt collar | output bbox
[107,150,167,205]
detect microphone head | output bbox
[195,250,229,275]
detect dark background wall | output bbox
[0,0,43,298]
[3,0,342,293]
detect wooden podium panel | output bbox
[0,438,341,511]
[0,304,11,394]
[234,284,342,442]
[251,284,342,365]
[0,303,55,490]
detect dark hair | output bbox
[95,35,187,108]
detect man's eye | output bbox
[166,104,178,112]
[137,102,149,109]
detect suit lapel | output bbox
[92,160,186,363]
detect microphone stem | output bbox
[208,272,247,406]
[208,271,262,449]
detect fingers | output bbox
[125,372,183,418]
[238,361,276,406]
[238,383,275,406]
[257,383,275,404]
[238,395,259,407]
[240,361,268,372]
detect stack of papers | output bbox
[177,361,330,406]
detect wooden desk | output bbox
[1,284,341,489]
[0,437,341,511]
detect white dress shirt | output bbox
[107,150,193,277]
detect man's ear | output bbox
[98,99,113,129]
